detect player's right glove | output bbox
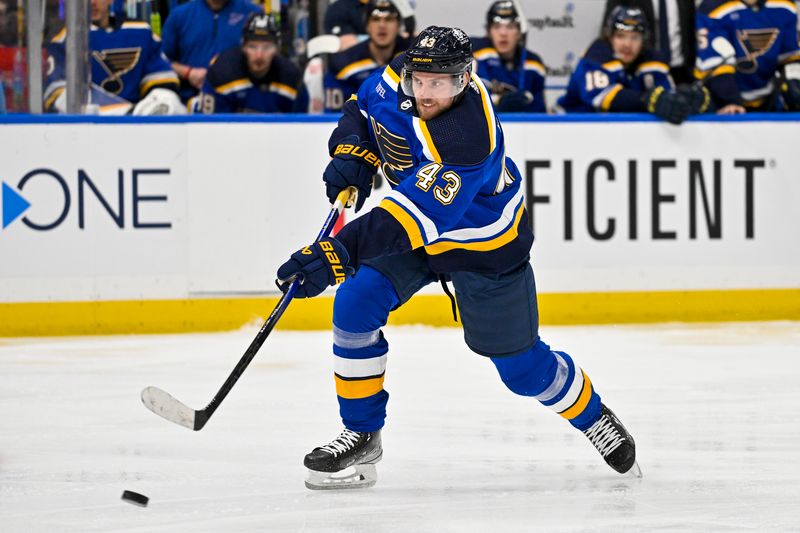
[496,90,534,112]
[677,84,712,115]
[643,86,691,125]
[324,135,380,212]
[276,238,354,298]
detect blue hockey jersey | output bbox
[557,39,674,113]
[331,54,533,275]
[471,36,546,113]
[323,36,410,112]
[45,18,179,111]
[195,46,305,113]
[695,0,800,108]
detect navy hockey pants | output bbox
[331,251,602,432]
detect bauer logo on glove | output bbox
[277,238,354,298]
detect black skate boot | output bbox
[304,428,382,490]
[583,404,642,477]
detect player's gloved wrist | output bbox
[677,84,712,114]
[324,135,380,212]
[781,79,800,110]
[496,90,533,112]
[643,86,691,125]
[276,238,354,298]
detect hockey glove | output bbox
[496,90,534,112]
[677,84,712,115]
[643,86,691,124]
[276,238,354,298]
[781,79,800,111]
[324,135,380,212]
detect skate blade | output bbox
[305,464,377,490]
[627,461,643,479]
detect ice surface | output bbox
[2,322,799,532]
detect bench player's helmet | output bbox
[486,0,521,30]
[243,13,280,44]
[401,26,472,98]
[603,6,648,41]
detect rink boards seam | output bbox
[1,289,798,336]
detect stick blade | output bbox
[141,386,198,430]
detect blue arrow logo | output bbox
[2,181,31,228]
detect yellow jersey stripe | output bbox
[44,87,64,109]
[418,119,442,163]
[710,0,745,18]
[384,65,400,84]
[337,58,376,80]
[425,202,524,255]
[216,78,252,95]
[473,75,496,153]
[602,60,623,72]
[270,82,298,97]
[52,27,67,43]
[559,372,593,420]
[637,61,669,73]
[600,84,624,111]
[140,76,179,96]
[473,47,498,60]
[765,0,796,12]
[335,374,384,399]
[379,200,425,249]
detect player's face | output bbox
[243,41,277,78]
[488,21,521,58]
[610,30,644,65]
[367,13,400,49]
[411,71,466,120]
[91,0,112,25]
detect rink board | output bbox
[0,115,798,334]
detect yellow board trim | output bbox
[378,200,425,249]
[559,371,593,420]
[335,374,385,399]
[0,289,798,336]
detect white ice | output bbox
[2,322,799,532]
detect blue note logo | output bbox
[0,167,172,232]
[2,182,31,228]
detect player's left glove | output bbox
[677,84,712,115]
[276,238,354,298]
[496,90,534,112]
[643,87,691,125]
[324,135,380,212]
[781,79,800,111]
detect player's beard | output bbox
[416,97,453,121]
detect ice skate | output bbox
[583,404,642,478]
[304,428,382,490]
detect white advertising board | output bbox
[1,118,798,306]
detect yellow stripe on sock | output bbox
[559,371,593,420]
[335,374,385,399]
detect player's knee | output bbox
[333,266,399,334]
[491,339,554,397]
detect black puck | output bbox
[121,490,149,507]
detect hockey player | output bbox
[194,13,305,114]
[276,26,641,490]
[695,0,800,113]
[322,0,410,112]
[556,6,704,123]
[44,0,181,114]
[472,0,546,112]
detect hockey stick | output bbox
[141,186,357,431]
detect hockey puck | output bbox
[121,490,149,507]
